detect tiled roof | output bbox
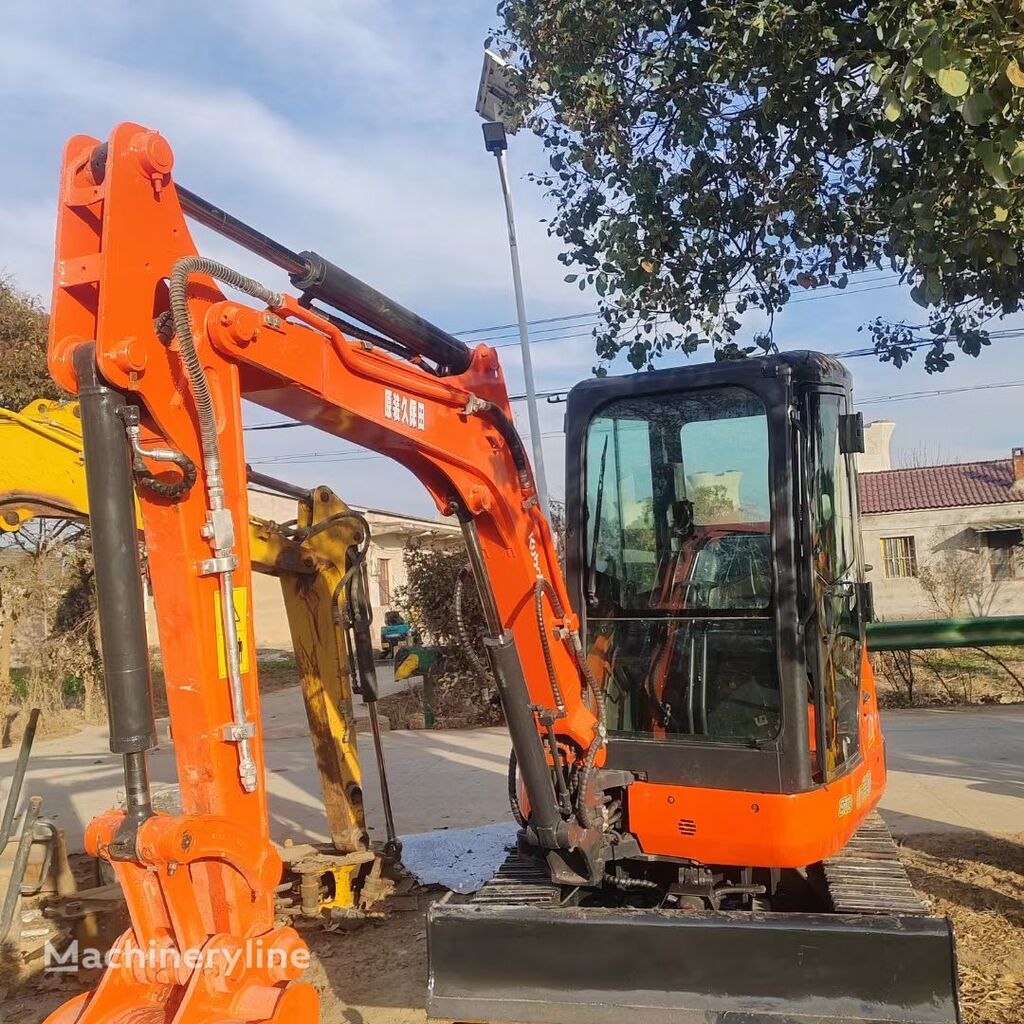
[860,459,1024,514]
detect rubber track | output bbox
[822,811,928,916]
[474,812,926,918]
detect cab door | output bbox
[804,391,863,781]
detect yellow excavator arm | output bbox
[0,398,386,911]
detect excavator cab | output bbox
[566,351,868,818]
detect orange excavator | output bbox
[43,123,960,1024]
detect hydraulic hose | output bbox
[532,577,606,830]
[168,257,281,504]
[507,749,527,828]
[167,257,283,794]
[455,566,491,681]
[465,398,533,492]
[533,579,567,718]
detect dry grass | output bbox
[875,647,1024,709]
[900,831,1024,1024]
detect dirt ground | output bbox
[899,831,1024,1024]
[1,833,1020,1024]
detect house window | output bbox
[880,536,918,578]
[377,557,392,606]
[984,530,1024,581]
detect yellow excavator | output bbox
[0,397,400,968]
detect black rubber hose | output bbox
[167,257,281,490]
[531,576,607,830]
[603,871,660,892]
[455,565,491,681]
[534,579,567,717]
[467,399,532,490]
[301,509,371,555]
[133,450,197,499]
[507,749,528,828]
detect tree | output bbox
[394,540,502,725]
[917,533,1001,618]
[0,277,64,411]
[495,1,1024,372]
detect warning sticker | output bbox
[214,587,251,678]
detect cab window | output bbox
[584,386,781,745]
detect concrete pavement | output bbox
[1,691,1020,854]
[880,704,1024,834]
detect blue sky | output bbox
[2,2,1022,518]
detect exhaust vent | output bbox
[677,818,697,836]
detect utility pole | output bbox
[476,51,551,518]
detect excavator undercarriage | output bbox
[429,813,959,1024]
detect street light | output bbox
[476,49,551,519]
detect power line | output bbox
[451,267,897,336]
[246,430,566,468]
[857,378,1024,406]
[244,323,1024,433]
[464,274,897,345]
[245,369,1024,469]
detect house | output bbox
[144,489,463,650]
[857,422,1024,620]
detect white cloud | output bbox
[0,26,586,323]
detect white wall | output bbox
[862,501,1024,619]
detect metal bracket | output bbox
[222,721,256,742]
[200,554,239,575]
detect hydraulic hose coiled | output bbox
[168,257,281,499]
[455,565,491,681]
[166,257,283,794]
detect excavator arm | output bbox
[0,398,385,900]
[44,123,605,1024]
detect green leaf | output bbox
[910,284,929,307]
[977,140,1011,182]
[913,18,937,40]
[563,274,578,283]
[925,270,943,302]
[994,205,1009,222]
[1008,58,1024,88]
[1002,243,1019,266]
[1009,143,1024,176]
[936,67,970,97]
[962,92,994,126]
[921,39,944,75]
[884,96,902,121]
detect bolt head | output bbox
[132,131,174,178]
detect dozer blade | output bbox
[427,899,961,1024]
